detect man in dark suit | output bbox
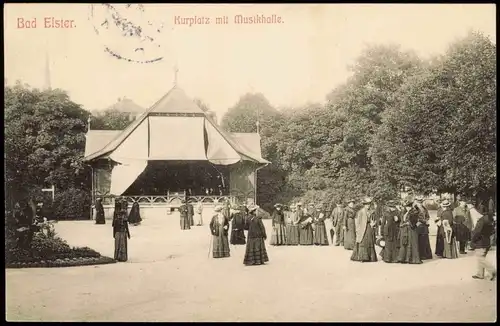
[471,203,496,280]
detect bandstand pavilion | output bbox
[83,85,269,218]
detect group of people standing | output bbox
[263,195,496,280]
[269,202,333,246]
[179,199,204,230]
[208,203,269,266]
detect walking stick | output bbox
[207,233,213,259]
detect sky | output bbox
[4,4,496,117]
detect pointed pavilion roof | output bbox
[83,86,269,164]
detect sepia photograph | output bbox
[4,3,497,322]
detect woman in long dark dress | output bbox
[210,206,230,258]
[113,208,131,262]
[243,205,269,266]
[351,198,378,262]
[313,204,329,246]
[414,196,433,260]
[113,198,121,221]
[285,204,300,245]
[436,200,459,259]
[187,200,195,227]
[380,200,401,263]
[179,200,190,230]
[128,202,142,225]
[343,200,356,250]
[398,200,422,264]
[298,204,314,246]
[270,203,287,246]
[95,198,106,225]
[230,205,246,245]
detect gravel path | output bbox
[6,211,497,322]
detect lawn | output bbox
[5,210,497,322]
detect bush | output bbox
[5,223,114,267]
[52,187,91,220]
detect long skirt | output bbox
[334,223,344,246]
[194,212,203,226]
[270,224,287,245]
[344,219,356,250]
[95,212,105,225]
[443,237,459,259]
[213,234,230,258]
[454,223,470,242]
[398,226,422,264]
[313,223,329,246]
[188,214,194,226]
[285,224,299,245]
[435,229,444,257]
[244,238,269,265]
[381,238,400,263]
[299,225,314,245]
[180,217,190,230]
[230,229,246,245]
[351,225,377,262]
[417,224,433,260]
[114,231,128,262]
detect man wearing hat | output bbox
[179,199,190,230]
[453,200,473,254]
[331,201,345,246]
[434,200,458,259]
[351,197,378,262]
[343,199,356,250]
[270,203,287,246]
[414,196,433,260]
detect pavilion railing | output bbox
[96,193,235,207]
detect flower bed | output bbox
[6,221,116,269]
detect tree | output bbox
[371,31,496,202]
[5,83,91,215]
[90,109,133,130]
[221,93,287,207]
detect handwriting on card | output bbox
[17,18,76,29]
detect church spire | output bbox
[44,50,52,90]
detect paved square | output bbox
[6,212,497,322]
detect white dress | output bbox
[194,203,203,225]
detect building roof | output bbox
[85,130,122,158]
[105,97,145,113]
[83,86,269,165]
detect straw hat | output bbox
[274,203,283,208]
[441,200,451,207]
[347,199,355,204]
[415,195,424,202]
[214,205,223,212]
[362,197,373,205]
